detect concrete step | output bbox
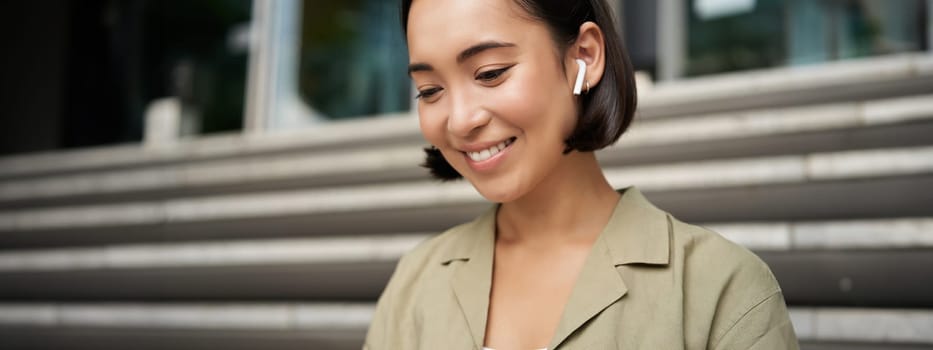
[1,145,932,247]
[6,118,932,212]
[0,114,422,181]
[1,328,929,350]
[0,303,930,349]
[639,53,933,118]
[2,217,931,272]
[0,220,930,306]
[621,93,933,148]
[2,94,932,209]
[0,326,365,350]
[1,174,931,249]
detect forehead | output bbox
[406,0,550,63]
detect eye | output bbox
[415,87,443,100]
[475,64,515,82]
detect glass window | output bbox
[256,0,411,131]
[686,0,789,76]
[685,0,928,77]
[143,0,252,135]
[298,0,411,120]
[0,1,252,155]
[787,0,928,65]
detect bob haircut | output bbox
[401,0,637,181]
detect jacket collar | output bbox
[442,187,672,349]
[439,187,671,265]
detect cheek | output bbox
[490,66,575,140]
[418,105,446,146]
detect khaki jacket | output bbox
[364,187,799,349]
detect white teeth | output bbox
[467,138,513,162]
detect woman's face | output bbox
[407,0,580,203]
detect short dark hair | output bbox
[402,0,637,181]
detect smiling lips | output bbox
[465,137,516,162]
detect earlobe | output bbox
[573,58,586,95]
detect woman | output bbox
[365,0,799,349]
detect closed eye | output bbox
[475,64,515,82]
[415,87,443,100]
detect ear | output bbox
[566,21,606,91]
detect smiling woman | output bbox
[364,1,799,349]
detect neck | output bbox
[496,151,619,245]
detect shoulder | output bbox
[396,209,487,269]
[669,215,781,296]
[367,210,488,344]
[667,215,793,347]
[383,207,492,292]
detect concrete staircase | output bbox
[1,53,932,350]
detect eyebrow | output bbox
[407,41,517,76]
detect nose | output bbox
[447,90,490,138]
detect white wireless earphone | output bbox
[573,58,586,95]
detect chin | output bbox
[469,179,527,204]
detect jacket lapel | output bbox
[548,187,672,349]
[546,233,629,350]
[446,206,498,350]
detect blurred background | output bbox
[0,0,931,349]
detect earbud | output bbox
[573,59,586,95]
